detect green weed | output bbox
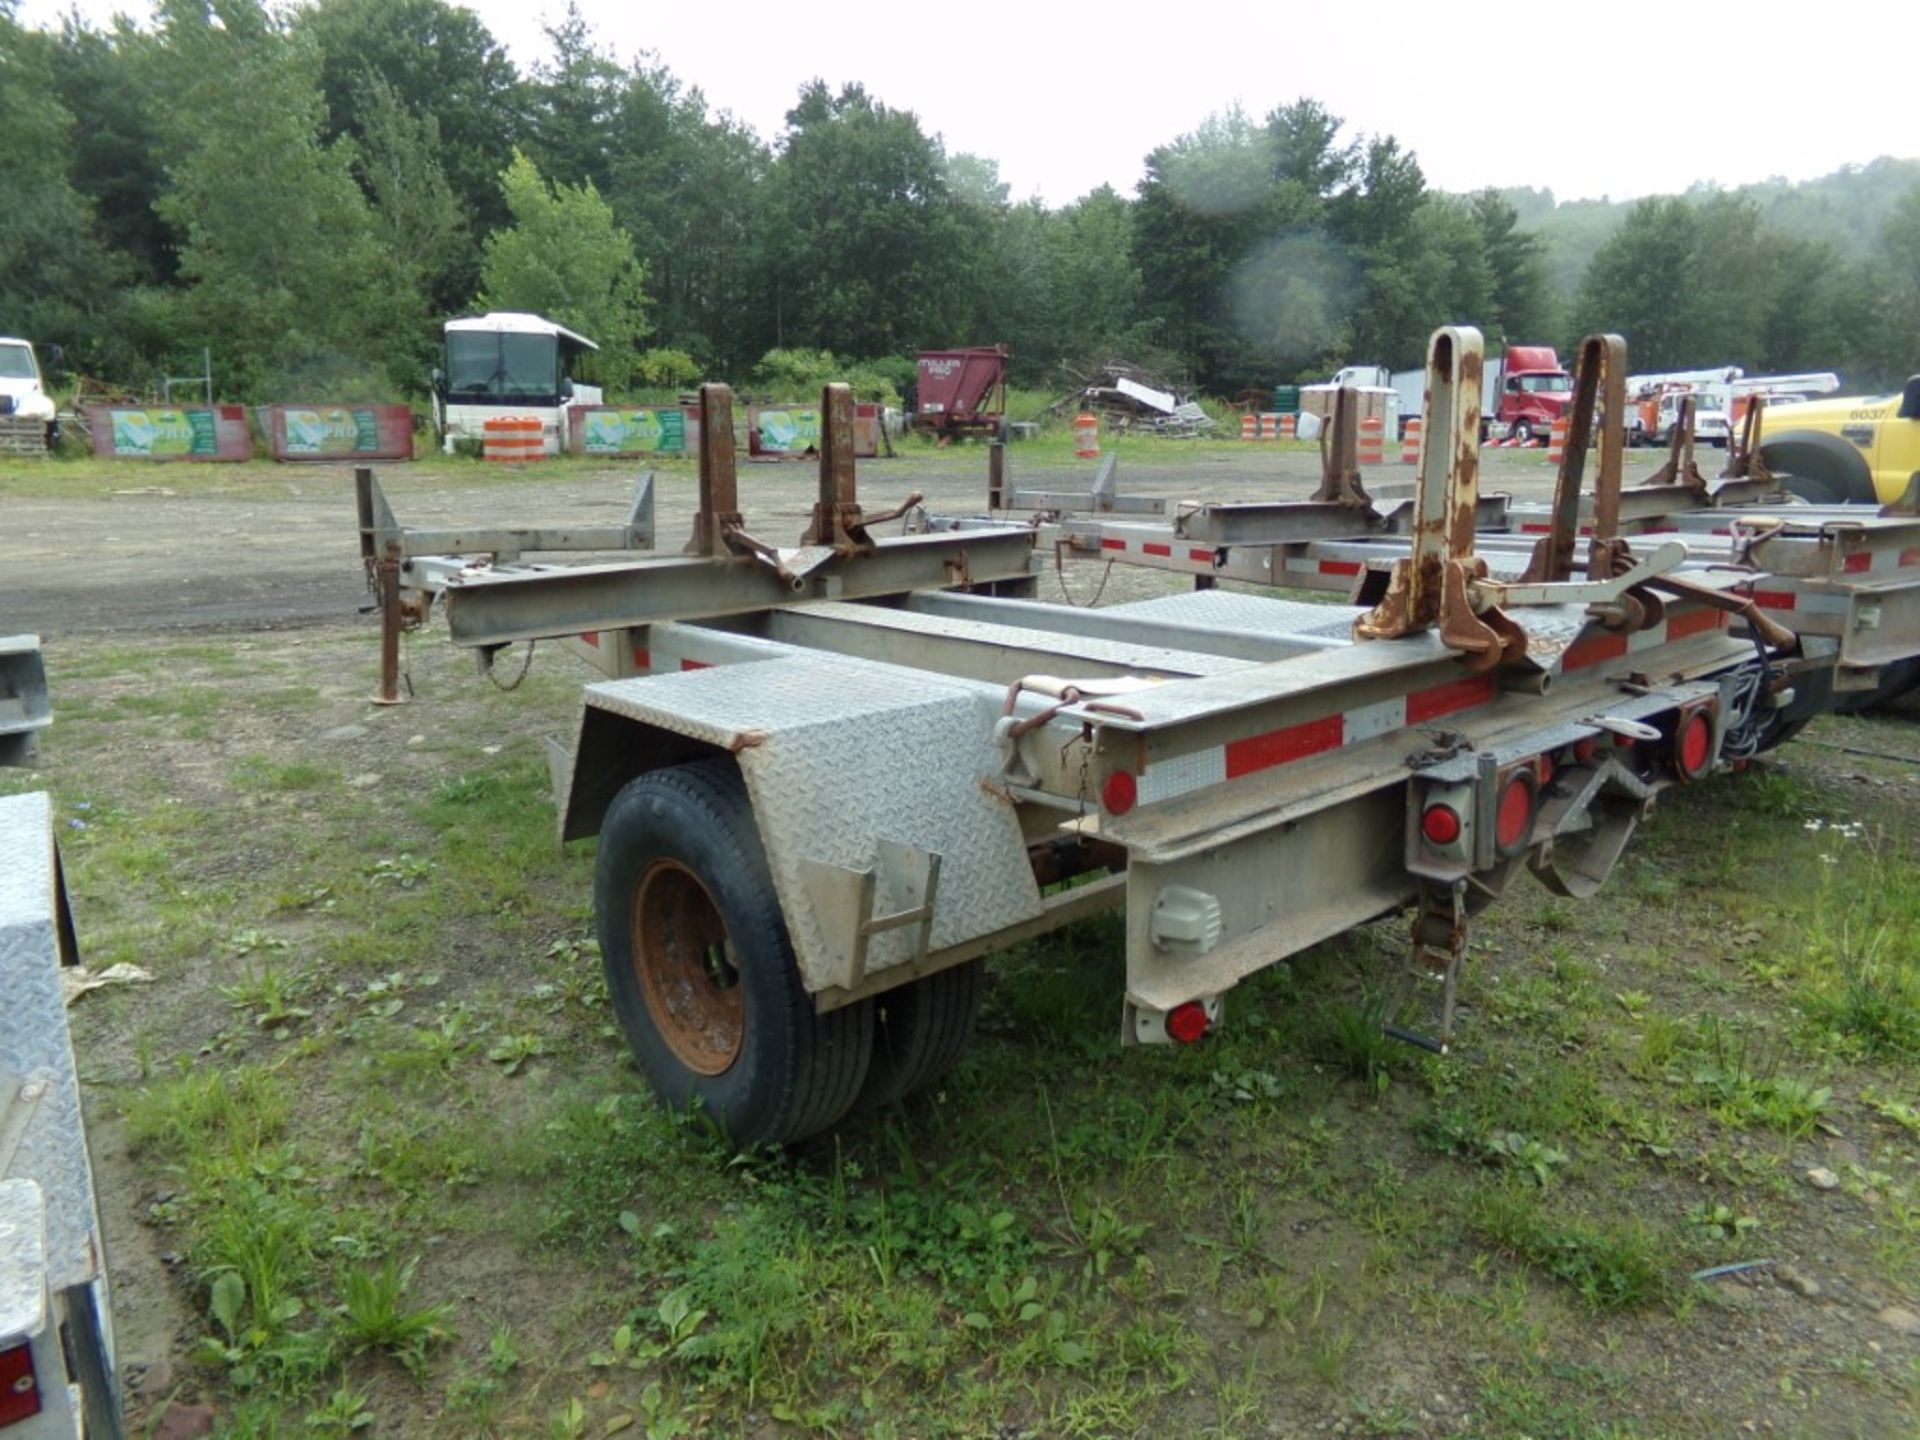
[1472,1188,1671,1311]
[334,1256,456,1375]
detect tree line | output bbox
[2,0,1916,407]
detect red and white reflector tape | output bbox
[1132,673,1496,807]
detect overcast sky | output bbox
[19,0,1915,208]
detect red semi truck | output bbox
[1334,346,1573,443]
[1485,344,1572,444]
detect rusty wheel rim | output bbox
[632,860,744,1076]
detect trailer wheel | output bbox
[858,959,985,1110]
[595,759,873,1148]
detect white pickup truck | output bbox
[0,338,59,452]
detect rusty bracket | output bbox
[1520,334,1627,584]
[801,383,874,552]
[1310,385,1373,507]
[1357,326,1524,670]
[1474,540,1687,615]
[1645,572,1798,653]
[1720,393,1771,483]
[861,491,926,530]
[1386,879,1470,1054]
[1643,393,1708,494]
[686,382,746,559]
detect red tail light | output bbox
[1101,770,1137,817]
[1677,711,1714,780]
[1421,804,1463,847]
[0,1343,40,1427]
[1165,1001,1211,1044]
[1495,771,1537,854]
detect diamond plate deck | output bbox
[583,657,1043,987]
[1103,589,1365,641]
[784,600,1258,677]
[0,793,102,1291]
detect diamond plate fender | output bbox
[0,793,103,1293]
[572,656,1045,992]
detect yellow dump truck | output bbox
[1758,376,1920,503]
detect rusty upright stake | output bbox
[1311,386,1372,507]
[1356,327,1480,635]
[1645,393,1707,494]
[803,384,865,549]
[987,440,1007,511]
[1522,334,1626,584]
[372,552,405,706]
[1721,394,1770,482]
[686,383,742,557]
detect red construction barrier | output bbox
[569,405,700,457]
[85,405,252,461]
[746,403,882,459]
[261,404,413,462]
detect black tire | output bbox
[858,960,985,1110]
[1755,716,1809,752]
[1834,658,1920,714]
[1510,419,1535,445]
[1760,432,1878,505]
[594,759,873,1148]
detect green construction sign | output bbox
[582,408,688,455]
[756,407,821,454]
[108,408,219,457]
[283,407,382,455]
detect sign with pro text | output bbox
[85,406,252,461]
[262,404,414,462]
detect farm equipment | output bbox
[352,323,1920,1152]
[911,346,1008,439]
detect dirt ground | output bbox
[6,438,1917,1440]
[4,440,1632,640]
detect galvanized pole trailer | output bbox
[353,326,1868,1149]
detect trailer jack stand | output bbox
[1385,879,1470,1055]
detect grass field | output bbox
[9,613,1919,1439]
[4,430,1918,1438]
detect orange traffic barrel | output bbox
[1547,415,1569,463]
[1358,416,1385,466]
[1241,412,1257,441]
[484,415,543,462]
[1401,416,1422,464]
[1074,411,1099,459]
[1266,412,1296,440]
